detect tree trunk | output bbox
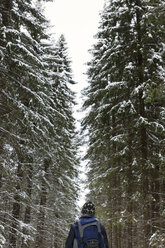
[35,158,50,248]
[135,1,150,246]
[151,164,160,233]
[21,164,33,248]
[109,220,113,248]
[9,162,23,248]
[126,125,134,248]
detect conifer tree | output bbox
[33,34,79,247]
[0,1,78,247]
[82,0,165,247]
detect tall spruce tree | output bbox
[82,0,165,247]
[34,34,79,247]
[0,1,78,247]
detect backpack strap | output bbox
[96,219,101,233]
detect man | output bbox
[65,201,109,248]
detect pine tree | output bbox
[82,0,165,247]
[34,34,79,247]
[0,0,54,246]
[0,1,79,247]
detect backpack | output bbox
[73,217,105,248]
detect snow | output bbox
[111,134,125,143]
[149,231,165,248]
[0,226,5,246]
[0,234,6,246]
[106,81,126,89]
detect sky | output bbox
[43,0,105,207]
[43,0,104,94]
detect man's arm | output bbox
[65,224,75,248]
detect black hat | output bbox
[81,201,95,216]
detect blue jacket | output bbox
[65,215,109,248]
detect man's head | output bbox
[81,201,95,216]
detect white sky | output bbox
[43,0,104,208]
[44,0,104,91]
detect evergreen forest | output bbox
[0,0,165,248]
[82,0,165,247]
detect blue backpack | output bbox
[73,217,105,248]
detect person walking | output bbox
[65,201,109,248]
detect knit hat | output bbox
[81,201,95,216]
